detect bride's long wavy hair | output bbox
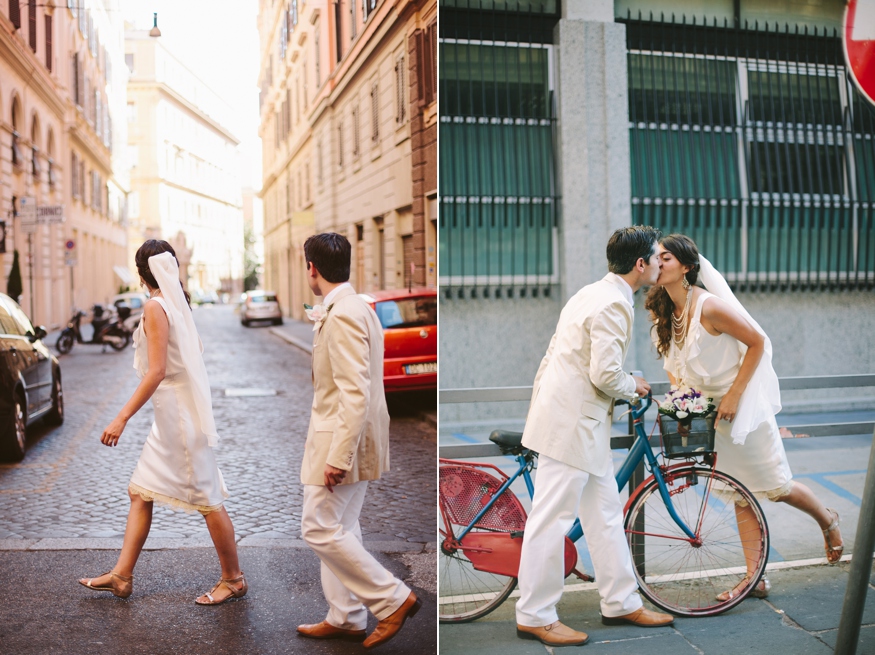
[644,234,700,359]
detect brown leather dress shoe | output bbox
[297,621,366,642]
[516,621,590,647]
[601,607,674,627]
[362,591,422,649]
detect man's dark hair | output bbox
[303,232,351,283]
[606,226,661,274]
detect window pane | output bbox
[629,54,737,127]
[374,297,436,329]
[748,71,842,126]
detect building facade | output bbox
[439,0,875,420]
[125,30,244,296]
[0,0,129,329]
[258,0,436,321]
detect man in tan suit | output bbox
[296,233,420,649]
[516,226,674,647]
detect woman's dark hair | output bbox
[303,232,351,283]
[135,239,191,306]
[606,226,661,274]
[644,234,700,359]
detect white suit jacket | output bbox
[300,286,391,485]
[521,274,638,477]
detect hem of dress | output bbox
[128,482,225,515]
[715,479,794,506]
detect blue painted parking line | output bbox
[793,470,866,506]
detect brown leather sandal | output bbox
[78,571,133,599]
[823,508,844,564]
[195,573,247,605]
[715,575,770,602]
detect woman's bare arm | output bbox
[700,297,765,423]
[100,300,169,447]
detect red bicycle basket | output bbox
[440,464,527,531]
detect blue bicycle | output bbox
[439,394,769,621]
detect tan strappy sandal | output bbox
[195,573,247,605]
[715,575,770,602]
[78,571,133,599]
[823,508,844,564]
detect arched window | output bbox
[10,97,23,170]
[30,113,41,180]
[47,128,56,188]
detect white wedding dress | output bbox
[663,291,793,499]
[128,296,228,513]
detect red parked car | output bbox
[359,287,437,392]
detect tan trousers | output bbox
[302,482,410,629]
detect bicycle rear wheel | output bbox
[624,465,769,617]
[439,462,526,623]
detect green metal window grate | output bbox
[623,13,875,290]
[439,38,558,298]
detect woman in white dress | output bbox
[644,234,843,600]
[79,240,246,605]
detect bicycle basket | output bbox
[439,464,527,531]
[657,413,716,458]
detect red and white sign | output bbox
[844,0,875,106]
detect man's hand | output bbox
[632,375,651,397]
[324,464,347,493]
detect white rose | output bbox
[676,410,689,419]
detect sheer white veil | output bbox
[148,252,219,447]
[697,254,781,444]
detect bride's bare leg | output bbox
[197,507,244,602]
[735,502,763,575]
[79,491,153,587]
[775,482,843,561]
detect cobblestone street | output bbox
[0,305,436,545]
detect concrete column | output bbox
[554,6,632,302]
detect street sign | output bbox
[65,239,77,266]
[844,0,875,106]
[19,197,37,234]
[37,205,65,225]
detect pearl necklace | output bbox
[671,288,693,385]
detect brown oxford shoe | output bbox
[362,591,421,649]
[296,621,366,642]
[516,621,590,647]
[601,606,674,627]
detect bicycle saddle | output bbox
[489,430,531,456]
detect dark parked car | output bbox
[0,293,63,461]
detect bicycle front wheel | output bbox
[624,465,769,617]
[439,462,525,623]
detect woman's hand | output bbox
[101,416,128,447]
[716,392,740,423]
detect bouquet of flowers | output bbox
[658,386,715,425]
[658,386,717,455]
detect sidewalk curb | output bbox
[269,326,313,354]
[0,537,436,553]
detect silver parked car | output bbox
[240,290,283,326]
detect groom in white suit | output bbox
[516,226,674,647]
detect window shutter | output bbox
[9,0,20,30]
[72,54,79,104]
[28,0,36,51]
[45,14,52,71]
[352,106,359,156]
[371,82,379,141]
[395,56,405,123]
[71,152,78,198]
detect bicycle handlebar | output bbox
[615,392,653,419]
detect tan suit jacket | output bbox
[521,274,638,477]
[300,286,391,485]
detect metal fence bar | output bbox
[440,374,875,403]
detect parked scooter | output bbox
[56,304,132,354]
